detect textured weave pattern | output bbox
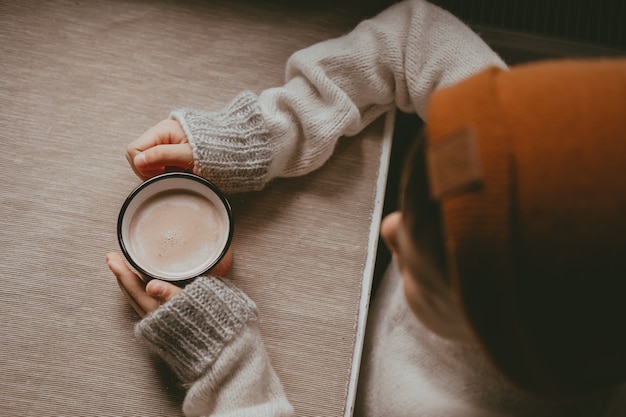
[0,1,389,416]
[136,277,258,384]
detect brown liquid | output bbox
[128,189,226,277]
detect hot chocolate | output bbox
[118,173,232,281]
[127,190,225,278]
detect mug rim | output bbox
[117,172,233,282]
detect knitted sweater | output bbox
[134,1,625,415]
[169,0,505,195]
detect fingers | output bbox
[117,277,148,318]
[106,252,159,317]
[125,119,192,180]
[128,119,188,154]
[133,143,194,179]
[106,252,183,316]
[145,280,182,304]
[210,248,233,278]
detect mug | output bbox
[117,172,233,282]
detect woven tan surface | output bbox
[0,1,391,416]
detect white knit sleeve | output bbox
[135,277,294,417]
[261,0,506,180]
[171,0,505,193]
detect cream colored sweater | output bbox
[134,0,624,415]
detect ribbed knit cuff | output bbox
[135,276,258,384]
[171,91,272,194]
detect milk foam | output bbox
[127,189,225,277]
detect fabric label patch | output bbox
[427,128,483,200]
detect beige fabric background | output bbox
[0,1,393,416]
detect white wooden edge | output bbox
[345,109,396,416]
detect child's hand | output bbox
[106,252,181,317]
[105,250,233,317]
[126,119,194,180]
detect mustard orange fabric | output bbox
[426,59,626,395]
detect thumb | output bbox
[145,279,182,304]
[134,143,194,172]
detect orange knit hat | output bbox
[425,59,626,396]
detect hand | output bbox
[106,252,181,317]
[126,119,195,180]
[105,249,233,317]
